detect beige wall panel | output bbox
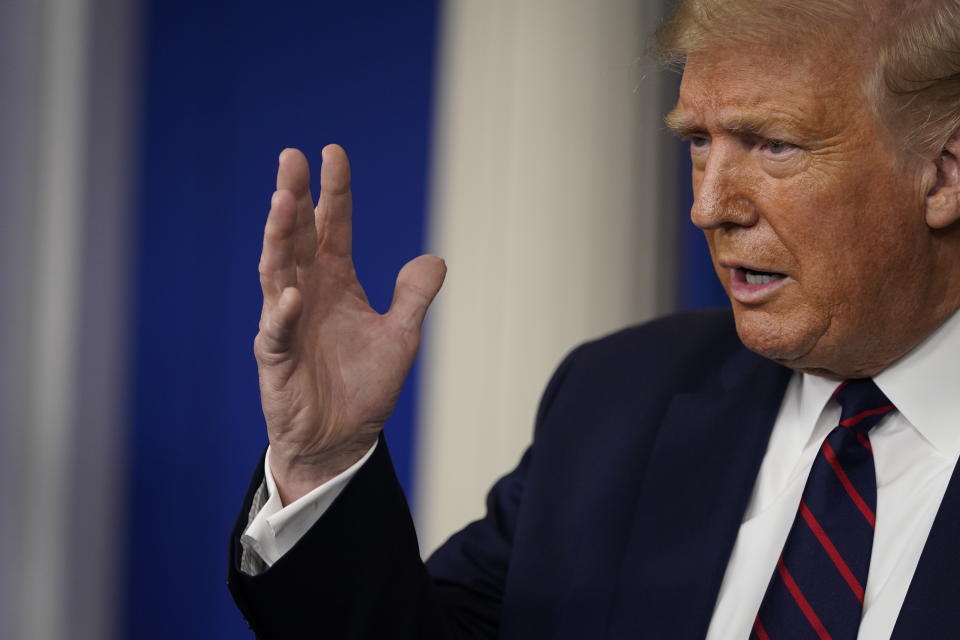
[417,0,679,555]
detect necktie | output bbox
[751,378,895,640]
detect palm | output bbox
[255,146,445,502]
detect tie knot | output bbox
[834,378,895,433]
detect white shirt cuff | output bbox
[241,441,378,567]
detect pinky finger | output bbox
[257,286,303,357]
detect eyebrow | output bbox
[663,110,703,137]
[664,110,804,139]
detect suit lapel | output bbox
[891,457,960,638]
[605,347,791,639]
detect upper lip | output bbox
[718,259,788,276]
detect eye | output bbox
[760,139,795,155]
[688,136,711,151]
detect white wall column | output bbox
[417,0,679,554]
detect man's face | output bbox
[670,44,949,378]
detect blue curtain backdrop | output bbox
[126,1,440,637]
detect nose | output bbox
[689,142,759,230]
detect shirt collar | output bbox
[874,309,960,459]
[797,369,842,447]
[793,308,960,458]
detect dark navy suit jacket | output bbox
[228,310,960,638]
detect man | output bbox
[229,0,960,637]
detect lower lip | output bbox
[729,268,791,304]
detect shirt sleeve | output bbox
[239,441,378,573]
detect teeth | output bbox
[745,271,780,285]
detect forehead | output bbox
[669,45,868,138]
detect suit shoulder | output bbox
[556,308,744,393]
[580,308,738,361]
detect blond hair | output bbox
[654,0,960,154]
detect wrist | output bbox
[268,443,373,505]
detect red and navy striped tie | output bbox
[751,378,895,640]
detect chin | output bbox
[731,307,825,369]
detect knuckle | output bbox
[253,332,270,359]
[253,330,283,362]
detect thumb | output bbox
[388,254,446,332]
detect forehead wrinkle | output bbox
[675,58,857,142]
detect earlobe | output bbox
[925,133,960,229]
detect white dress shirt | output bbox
[708,309,960,639]
[244,310,960,639]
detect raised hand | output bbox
[254,145,446,505]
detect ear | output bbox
[925,132,960,229]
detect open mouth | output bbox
[741,268,786,285]
[728,266,790,303]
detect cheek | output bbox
[764,175,865,274]
[778,178,925,314]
